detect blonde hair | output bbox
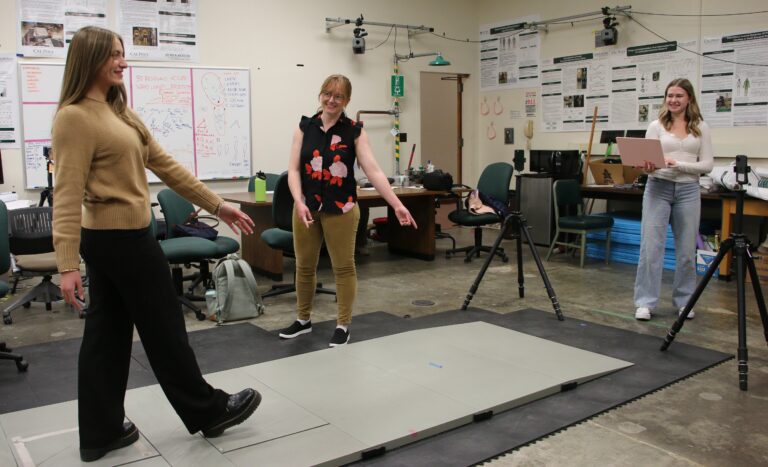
[316,74,352,114]
[658,78,703,137]
[57,26,149,143]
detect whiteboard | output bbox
[19,63,251,188]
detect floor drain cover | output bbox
[411,299,436,307]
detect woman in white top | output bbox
[634,78,714,321]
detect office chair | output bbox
[157,189,240,299]
[150,210,219,320]
[0,201,28,370]
[446,162,514,263]
[3,206,64,325]
[248,172,282,192]
[260,173,335,298]
[545,179,614,268]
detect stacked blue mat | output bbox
[586,214,677,270]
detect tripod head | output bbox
[734,154,750,188]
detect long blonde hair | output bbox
[658,78,703,137]
[58,26,149,143]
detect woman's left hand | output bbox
[394,206,417,229]
[664,157,677,167]
[218,203,255,235]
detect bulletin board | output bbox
[19,63,251,188]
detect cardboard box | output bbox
[588,159,645,186]
[589,160,625,185]
[696,250,719,278]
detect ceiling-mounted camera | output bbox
[595,9,618,47]
[352,27,367,54]
[352,14,367,54]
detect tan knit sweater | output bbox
[52,98,224,272]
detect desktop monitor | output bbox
[529,149,581,177]
[625,129,646,138]
[599,130,625,144]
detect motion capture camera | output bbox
[596,10,618,47]
[352,27,367,54]
[735,154,750,186]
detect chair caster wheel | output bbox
[16,359,28,372]
[23,303,30,309]
[3,316,11,325]
[195,313,206,321]
[445,252,452,259]
[502,256,509,263]
[464,256,471,263]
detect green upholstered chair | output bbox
[157,188,239,299]
[0,201,28,371]
[150,210,218,320]
[446,162,514,263]
[2,206,63,324]
[545,178,614,268]
[248,172,282,192]
[260,173,335,298]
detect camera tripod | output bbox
[461,210,564,321]
[39,147,53,207]
[661,155,768,390]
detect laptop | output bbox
[616,137,666,168]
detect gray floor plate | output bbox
[0,322,631,466]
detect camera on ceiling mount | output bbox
[352,14,367,54]
[595,9,618,47]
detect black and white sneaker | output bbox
[279,320,312,339]
[329,327,350,347]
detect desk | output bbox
[720,194,768,277]
[222,187,444,280]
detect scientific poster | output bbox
[701,30,768,127]
[118,0,199,62]
[0,54,21,149]
[480,16,540,90]
[16,0,108,58]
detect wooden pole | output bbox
[582,106,599,186]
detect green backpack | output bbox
[206,254,264,325]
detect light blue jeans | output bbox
[634,177,701,310]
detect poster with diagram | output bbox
[541,40,698,132]
[479,16,541,90]
[16,0,108,58]
[701,30,768,127]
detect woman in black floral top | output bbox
[279,74,417,347]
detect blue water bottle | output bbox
[254,171,267,202]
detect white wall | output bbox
[0,0,478,200]
[476,0,768,182]
[1,1,766,201]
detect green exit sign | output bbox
[391,75,404,97]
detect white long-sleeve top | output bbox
[645,119,714,183]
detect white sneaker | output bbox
[679,307,695,319]
[635,307,652,321]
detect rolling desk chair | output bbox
[0,201,28,371]
[3,206,63,325]
[260,173,335,298]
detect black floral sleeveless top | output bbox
[298,112,363,214]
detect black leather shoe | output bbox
[202,388,261,438]
[80,421,140,462]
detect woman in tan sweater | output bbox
[52,26,259,462]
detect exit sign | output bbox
[391,75,404,97]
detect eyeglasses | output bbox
[321,91,346,102]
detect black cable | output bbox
[365,25,394,51]
[625,13,768,67]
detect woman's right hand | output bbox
[643,160,657,173]
[60,270,84,311]
[295,201,314,228]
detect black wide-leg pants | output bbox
[78,227,227,448]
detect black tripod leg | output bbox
[661,239,732,351]
[518,217,564,321]
[516,221,524,298]
[461,216,510,310]
[745,251,768,345]
[735,249,748,390]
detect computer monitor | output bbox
[625,129,646,138]
[529,149,581,177]
[599,130,625,144]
